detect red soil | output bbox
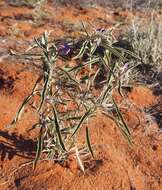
[0,2,162,190]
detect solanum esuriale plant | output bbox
[9,27,138,171]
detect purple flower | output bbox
[121,63,129,72]
[58,43,71,55]
[96,28,105,33]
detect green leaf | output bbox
[33,125,43,170]
[101,41,126,61]
[71,108,92,138]
[112,98,131,136]
[86,127,94,158]
[102,111,132,145]
[73,40,89,59]
[34,37,47,52]
[100,61,117,104]
[59,68,79,85]
[118,79,124,97]
[38,71,51,112]
[67,57,100,73]
[8,76,42,127]
[118,123,132,146]
[114,47,140,60]
[52,107,66,151]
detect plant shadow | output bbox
[0,69,15,93]
[0,130,37,161]
[145,103,162,128]
[136,64,162,96]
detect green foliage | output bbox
[9,27,137,171]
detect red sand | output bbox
[0,2,162,190]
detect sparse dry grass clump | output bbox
[8,0,44,7]
[125,13,162,67]
[8,0,48,24]
[121,10,162,125]
[121,11,162,95]
[8,27,138,171]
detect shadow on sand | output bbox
[0,130,36,161]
